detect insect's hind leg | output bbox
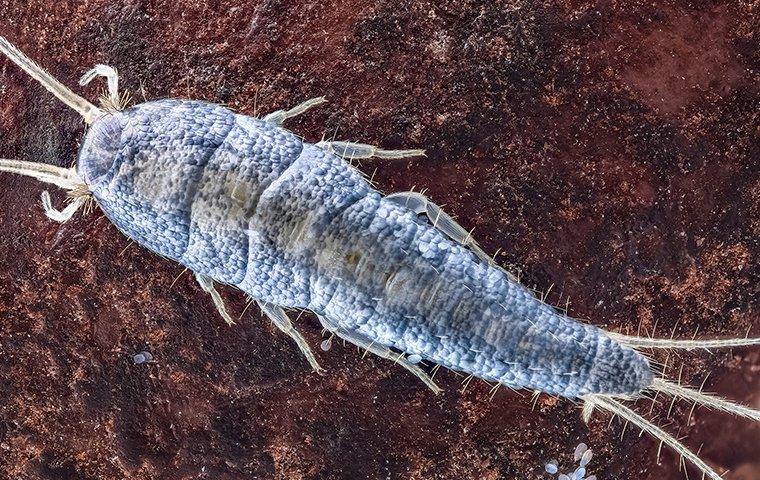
[317,141,425,160]
[195,273,236,326]
[317,315,441,394]
[257,301,324,373]
[387,191,525,283]
[263,96,327,126]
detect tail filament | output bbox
[585,395,723,480]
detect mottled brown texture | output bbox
[0,1,758,479]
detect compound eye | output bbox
[77,113,123,186]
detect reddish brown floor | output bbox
[0,1,758,479]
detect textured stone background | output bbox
[0,1,758,479]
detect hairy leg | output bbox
[317,140,424,160]
[258,301,323,373]
[317,315,441,393]
[194,273,236,326]
[264,96,327,125]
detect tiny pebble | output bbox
[573,443,588,462]
[132,351,153,364]
[572,467,586,479]
[580,449,593,467]
[558,474,570,480]
[407,354,422,364]
[320,339,332,351]
[544,462,558,474]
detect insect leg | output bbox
[79,64,122,109]
[263,96,327,125]
[387,192,522,284]
[317,315,441,394]
[258,301,324,373]
[386,191,494,262]
[317,141,425,160]
[40,191,86,223]
[194,273,236,326]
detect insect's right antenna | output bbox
[0,36,102,124]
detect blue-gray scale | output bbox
[78,99,652,398]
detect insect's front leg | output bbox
[79,64,120,108]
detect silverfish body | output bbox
[80,98,651,398]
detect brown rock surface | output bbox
[0,1,757,479]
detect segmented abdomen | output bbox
[308,193,652,397]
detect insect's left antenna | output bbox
[0,158,81,190]
[0,36,102,124]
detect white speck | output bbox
[573,443,588,462]
[580,449,593,467]
[132,351,153,364]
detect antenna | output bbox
[0,36,102,123]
